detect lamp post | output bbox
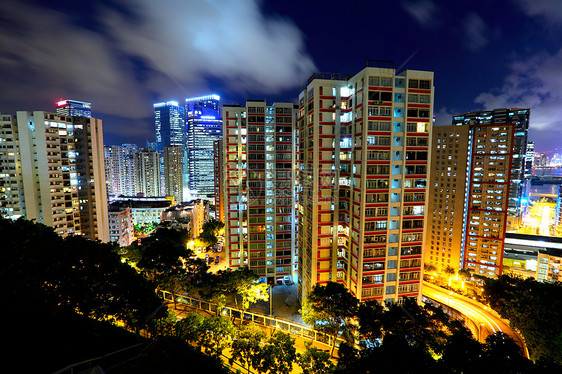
[269,285,272,316]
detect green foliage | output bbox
[229,324,266,374]
[136,227,207,299]
[194,268,262,310]
[198,219,225,247]
[297,341,335,374]
[484,275,562,365]
[255,331,296,374]
[0,217,165,330]
[301,282,358,356]
[198,315,235,359]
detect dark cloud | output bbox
[463,12,489,51]
[515,0,562,24]
[401,0,437,27]
[0,0,316,142]
[475,50,562,131]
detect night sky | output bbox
[2,0,562,153]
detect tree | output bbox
[458,268,472,280]
[484,275,562,366]
[229,324,266,374]
[173,311,204,344]
[136,227,206,308]
[301,282,358,356]
[257,331,296,374]
[198,315,235,359]
[482,331,534,373]
[238,281,269,311]
[0,217,165,331]
[297,341,335,374]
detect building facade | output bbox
[425,120,515,277]
[108,206,134,247]
[0,111,109,241]
[135,147,161,197]
[56,99,92,118]
[452,109,530,220]
[223,101,298,284]
[298,62,433,304]
[154,101,186,194]
[213,139,225,222]
[186,95,223,199]
[164,146,183,204]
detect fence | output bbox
[158,290,341,348]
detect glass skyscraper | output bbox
[56,99,92,118]
[186,94,222,199]
[154,101,186,202]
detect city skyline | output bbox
[1,1,562,152]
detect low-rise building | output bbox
[108,206,134,247]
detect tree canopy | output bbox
[484,274,562,366]
[0,217,165,329]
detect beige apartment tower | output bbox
[0,111,109,241]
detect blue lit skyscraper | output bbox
[56,99,92,117]
[186,94,222,199]
[154,101,186,202]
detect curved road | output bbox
[422,282,528,357]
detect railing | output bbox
[158,290,345,349]
[52,343,146,374]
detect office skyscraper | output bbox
[154,101,186,197]
[298,62,433,304]
[56,99,92,118]
[0,111,109,241]
[223,101,298,283]
[186,95,222,199]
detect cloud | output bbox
[463,12,489,51]
[103,0,316,95]
[474,49,562,134]
[401,0,437,27]
[434,107,456,126]
[0,0,316,140]
[514,0,562,24]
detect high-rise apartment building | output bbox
[213,139,225,222]
[425,120,515,277]
[186,95,222,199]
[0,111,109,241]
[222,101,298,284]
[452,109,530,219]
[164,146,183,204]
[0,114,24,219]
[56,99,92,118]
[298,62,433,304]
[104,145,122,199]
[104,144,140,199]
[135,147,161,197]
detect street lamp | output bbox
[269,285,273,317]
